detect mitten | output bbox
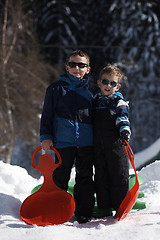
[120,130,130,143]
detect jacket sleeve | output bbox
[40,85,55,142]
[115,99,131,137]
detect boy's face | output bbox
[97,73,121,96]
[66,55,91,79]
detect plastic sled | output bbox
[116,140,139,221]
[129,174,144,190]
[31,172,146,218]
[20,146,75,226]
[31,176,146,219]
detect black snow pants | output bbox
[94,137,129,211]
[53,146,95,217]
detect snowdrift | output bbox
[0,158,160,239]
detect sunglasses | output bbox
[68,62,88,68]
[100,79,119,87]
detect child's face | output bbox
[66,55,91,79]
[97,73,121,96]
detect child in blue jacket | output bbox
[93,65,131,217]
[40,50,94,223]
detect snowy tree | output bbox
[30,0,113,75]
[101,0,160,152]
[29,0,160,153]
[30,0,80,73]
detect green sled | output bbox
[31,173,146,217]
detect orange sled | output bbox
[116,140,139,221]
[20,146,75,226]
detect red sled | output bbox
[20,146,75,226]
[116,140,139,221]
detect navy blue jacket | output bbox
[40,72,93,148]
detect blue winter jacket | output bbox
[40,72,93,148]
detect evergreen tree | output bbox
[101,0,160,151]
[30,0,160,152]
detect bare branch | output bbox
[13,62,48,88]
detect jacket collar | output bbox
[60,72,89,88]
[98,91,124,100]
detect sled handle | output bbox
[116,140,139,221]
[31,146,62,169]
[123,140,139,183]
[124,140,134,165]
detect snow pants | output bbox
[94,139,129,211]
[53,146,95,217]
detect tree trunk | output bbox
[1,0,15,164]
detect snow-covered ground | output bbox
[135,138,160,169]
[0,141,160,240]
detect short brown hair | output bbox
[99,65,123,83]
[66,50,90,66]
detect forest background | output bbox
[0,0,160,176]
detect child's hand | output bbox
[120,130,130,143]
[41,140,53,151]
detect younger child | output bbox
[40,50,95,223]
[93,65,131,217]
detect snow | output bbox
[135,138,160,169]
[1,142,160,240]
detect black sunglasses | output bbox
[68,62,88,68]
[100,79,119,87]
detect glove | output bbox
[120,130,130,144]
